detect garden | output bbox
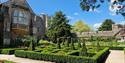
[14,37,110,63]
[0,36,110,63]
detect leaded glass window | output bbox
[13,9,29,25]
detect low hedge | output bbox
[109,46,125,50]
[0,49,14,55]
[124,48,125,53]
[15,47,109,63]
[92,47,110,63]
[4,60,15,63]
[0,48,27,55]
[15,50,90,63]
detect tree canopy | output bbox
[46,11,72,42]
[72,20,91,33]
[80,0,125,17]
[98,19,115,31]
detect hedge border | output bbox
[124,48,125,53]
[92,47,110,63]
[15,47,109,63]
[0,48,27,55]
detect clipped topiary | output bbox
[96,37,101,52]
[71,38,75,50]
[80,38,87,56]
[78,38,81,48]
[28,37,35,51]
[57,38,61,49]
[65,37,70,47]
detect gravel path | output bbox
[105,50,125,63]
[0,54,54,63]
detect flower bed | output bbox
[15,47,109,63]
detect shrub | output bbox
[15,47,109,63]
[92,47,110,63]
[0,48,27,55]
[38,40,50,45]
[109,46,125,50]
[4,60,15,63]
[124,48,125,53]
[77,39,81,48]
[57,38,61,49]
[71,38,75,50]
[0,49,14,55]
[79,39,87,56]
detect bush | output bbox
[15,47,109,63]
[109,46,125,50]
[0,48,27,55]
[92,47,110,63]
[4,60,15,63]
[0,49,14,55]
[124,48,125,53]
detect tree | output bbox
[80,38,87,56]
[57,38,61,49]
[46,11,72,43]
[80,0,125,17]
[71,38,75,50]
[78,38,82,48]
[65,37,70,47]
[28,36,35,51]
[72,20,91,33]
[98,19,115,31]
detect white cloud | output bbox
[66,16,74,20]
[109,12,116,16]
[93,23,102,30]
[74,12,79,16]
[89,9,101,13]
[118,21,125,25]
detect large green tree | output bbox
[46,11,72,43]
[72,20,91,33]
[80,0,125,17]
[98,19,115,31]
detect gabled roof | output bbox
[1,0,35,14]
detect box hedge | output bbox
[124,48,125,53]
[0,48,27,55]
[0,49,14,55]
[15,47,109,63]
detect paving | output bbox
[0,54,54,63]
[105,50,125,63]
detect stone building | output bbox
[0,0,46,46]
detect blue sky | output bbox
[2,0,125,29]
